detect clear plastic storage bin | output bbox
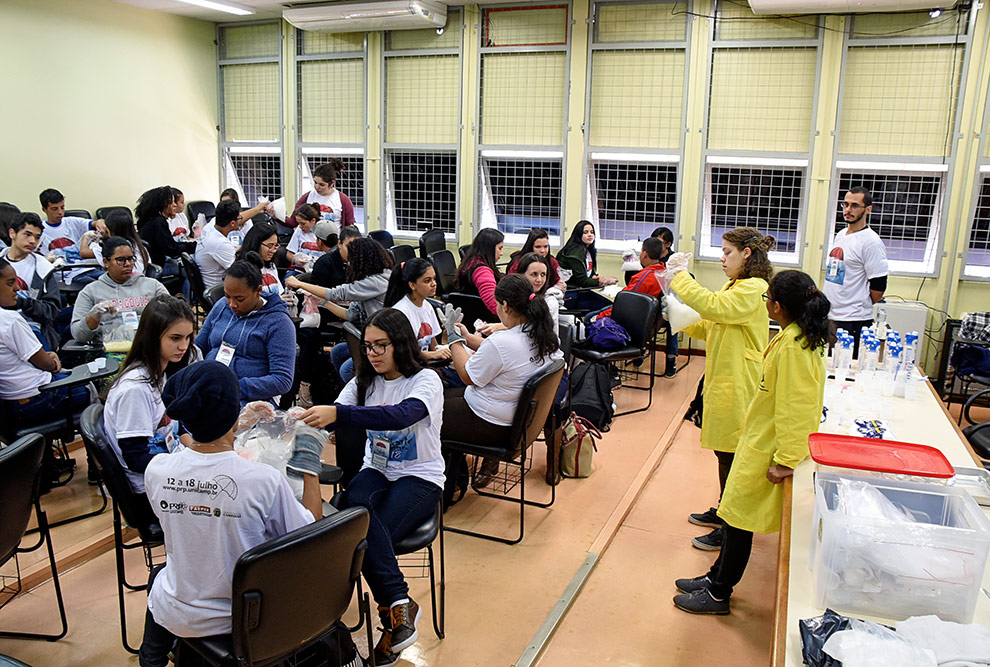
[811,471,990,623]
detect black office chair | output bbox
[80,404,164,654]
[0,433,68,641]
[390,244,417,266]
[428,249,457,297]
[204,284,226,310]
[179,252,208,318]
[443,359,565,545]
[418,228,446,259]
[65,208,92,219]
[96,206,131,220]
[178,508,373,667]
[145,262,162,280]
[571,291,661,418]
[186,200,216,224]
[962,389,990,466]
[457,245,470,260]
[444,293,498,333]
[368,229,394,249]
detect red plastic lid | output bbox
[809,433,955,479]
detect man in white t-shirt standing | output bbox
[823,186,889,357]
[195,200,243,290]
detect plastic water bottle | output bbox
[875,307,888,339]
[835,335,853,382]
[904,331,919,369]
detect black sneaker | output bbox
[664,356,677,377]
[692,527,723,551]
[673,589,730,615]
[688,507,723,528]
[88,466,103,486]
[674,575,711,594]
[388,599,421,652]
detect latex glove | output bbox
[665,252,691,276]
[88,300,117,320]
[286,432,324,478]
[661,295,670,321]
[294,253,314,268]
[82,230,102,244]
[257,196,270,206]
[235,401,276,433]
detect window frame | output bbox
[962,167,990,281]
[384,150,460,235]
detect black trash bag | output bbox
[800,608,852,667]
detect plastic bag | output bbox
[663,295,702,334]
[823,619,937,666]
[800,608,851,667]
[301,291,322,315]
[234,404,329,483]
[558,268,573,283]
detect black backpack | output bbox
[569,362,614,431]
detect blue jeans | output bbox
[330,341,354,383]
[5,373,91,429]
[343,469,441,606]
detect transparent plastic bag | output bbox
[822,619,937,666]
[234,403,329,482]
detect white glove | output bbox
[88,300,117,320]
[661,294,670,321]
[443,304,465,345]
[665,252,692,276]
[235,401,277,433]
[82,230,102,244]
[294,253,314,267]
[257,196,270,206]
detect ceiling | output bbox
[113,0,542,23]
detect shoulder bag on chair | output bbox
[560,412,602,478]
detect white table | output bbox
[772,377,989,665]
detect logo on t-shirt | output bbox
[262,273,279,288]
[14,276,28,291]
[301,241,320,252]
[368,428,418,463]
[825,247,845,285]
[417,321,433,340]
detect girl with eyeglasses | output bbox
[672,270,829,615]
[664,227,775,552]
[236,222,282,296]
[300,308,444,666]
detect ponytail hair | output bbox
[722,227,775,282]
[768,270,830,352]
[494,274,559,359]
[384,257,433,307]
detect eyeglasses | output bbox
[360,341,392,356]
[260,241,279,250]
[841,202,867,210]
[762,292,775,302]
[113,256,137,265]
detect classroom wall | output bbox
[0,0,219,217]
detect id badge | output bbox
[216,342,236,366]
[371,436,390,470]
[164,424,179,453]
[229,231,243,247]
[123,310,139,329]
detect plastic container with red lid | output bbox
[808,432,955,480]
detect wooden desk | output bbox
[772,378,988,666]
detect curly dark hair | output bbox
[769,270,830,352]
[345,237,393,283]
[135,186,175,229]
[354,308,426,405]
[722,227,775,282]
[495,274,559,360]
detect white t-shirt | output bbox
[286,227,324,265]
[823,226,889,321]
[103,366,177,493]
[93,240,146,278]
[306,189,343,225]
[464,326,563,426]
[169,212,191,241]
[41,216,90,253]
[145,448,313,637]
[393,296,441,351]
[336,369,445,489]
[0,308,51,400]
[544,292,560,337]
[260,266,282,296]
[0,248,53,299]
[195,224,238,289]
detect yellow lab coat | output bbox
[717,322,826,534]
[671,272,769,453]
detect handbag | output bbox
[560,412,602,478]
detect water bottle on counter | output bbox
[835,334,853,382]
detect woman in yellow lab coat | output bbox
[672,270,829,615]
[667,227,774,551]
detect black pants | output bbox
[139,566,172,667]
[829,318,873,359]
[714,450,734,501]
[439,388,512,446]
[705,523,753,600]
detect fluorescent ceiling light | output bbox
[175,0,254,16]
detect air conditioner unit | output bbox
[283,1,447,32]
[748,0,957,14]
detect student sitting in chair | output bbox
[37,187,107,255]
[454,228,504,316]
[310,224,361,289]
[195,200,245,291]
[1,213,61,349]
[139,361,323,667]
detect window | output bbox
[218,23,283,201]
[701,162,805,261]
[830,167,944,274]
[301,152,366,225]
[479,155,563,235]
[589,157,678,242]
[385,152,457,233]
[478,6,569,239]
[963,174,990,278]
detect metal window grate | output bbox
[481,158,563,236]
[226,153,282,204]
[833,171,942,266]
[594,1,688,43]
[705,165,803,254]
[303,154,366,206]
[591,161,677,241]
[715,0,818,41]
[386,152,457,233]
[483,6,569,47]
[968,176,990,269]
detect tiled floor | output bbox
[0,359,778,666]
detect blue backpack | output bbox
[586,316,631,349]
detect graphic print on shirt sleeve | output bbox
[825,247,845,285]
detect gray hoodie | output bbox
[70,272,169,343]
[324,269,390,327]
